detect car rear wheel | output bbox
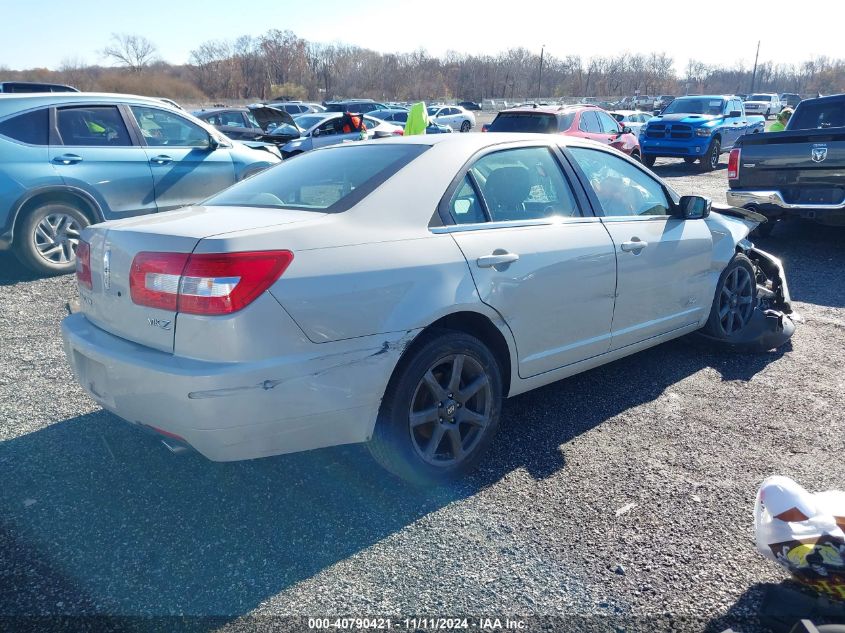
[703,254,757,340]
[700,138,721,172]
[641,154,656,167]
[368,330,502,485]
[460,120,471,133]
[14,202,90,275]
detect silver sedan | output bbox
[62,134,794,484]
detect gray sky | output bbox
[1,0,842,72]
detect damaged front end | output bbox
[704,240,796,352]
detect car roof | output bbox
[193,106,248,115]
[0,92,192,117]
[362,132,612,152]
[498,104,593,115]
[609,110,639,115]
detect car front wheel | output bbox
[641,154,656,167]
[15,202,90,275]
[368,330,503,485]
[703,254,757,340]
[700,138,721,172]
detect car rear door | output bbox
[444,144,617,378]
[566,146,713,350]
[127,104,235,212]
[50,104,157,219]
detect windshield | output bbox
[488,112,572,133]
[296,114,330,131]
[789,100,845,130]
[205,144,427,212]
[749,95,772,101]
[427,107,441,116]
[662,98,724,115]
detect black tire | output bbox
[14,202,90,275]
[641,154,656,168]
[368,329,503,485]
[700,138,721,172]
[630,151,641,163]
[683,157,697,165]
[460,120,471,133]
[703,253,757,340]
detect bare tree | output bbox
[103,33,157,73]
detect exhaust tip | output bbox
[161,438,190,455]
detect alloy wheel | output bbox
[718,266,754,334]
[408,353,492,467]
[33,213,82,264]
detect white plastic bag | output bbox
[755,476,845,600]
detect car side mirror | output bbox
[207,135,220,150]
[311,128,320,137]
[621,126,633,134]
[677,195,711,219]
[729,110,743,118]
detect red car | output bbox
[484,104,641,160]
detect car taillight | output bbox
[392,128,404,136]
[75,240,92,290]
[728,148,741,180]
[130,250,293,315]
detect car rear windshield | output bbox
[205,143,428,212]
[662,98,724,115]
[789,100,845,130]
[488,112,572,133]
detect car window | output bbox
[488,113,558,133]
[663,98,725,116]
[219,111,246,127]
[0,108,48,145]
[316,118,342,136]
[245,112,261,128]
[206,144,427,212]
[130,106,209,147]
[569,147,670,217]
[789,100,845,130]
[393,112,408,123]
[448,175,487,224]
[596,111,621,134]
[579,111,601,133]
[363,117,380,129]
[57,106,132,147]
[467,147,580,222]
[297,115,328,130]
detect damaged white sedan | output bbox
[62,134,794,484]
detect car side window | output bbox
[579,111,600,133]
[597,111,620,134]
[448,175,487,224]
[0,108,48,145]
[394,112,408,123]
[219,111,245,127]
[129,106,209,147]
[467,147,580,222]
[57,106,132,147]
[569,147,671,217]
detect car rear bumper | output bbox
[62,312,418,462]
[727,189,845,221]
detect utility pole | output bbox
[750,40,760,93]
[537,45,545,103]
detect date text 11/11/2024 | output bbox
[307,617,527,630]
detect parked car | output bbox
[62,133,794,484]
[654,95,675,112]
[0,93,280,274]
[325,99,388,113]
[0,81,78,93]
[632,95,654,110]
[193,105,302,146]
[268,101,325,115]
[609,110,653,137]
[458,101,482,111]
[779,93,803,108]
[485,105,641,160]
[426,105,476,132]
[744,93,783,119]
[369,108,452,133]
[279,111,403,157]
[639,95,765,171]
[727,93,845,235]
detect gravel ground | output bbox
[1,158,843,633]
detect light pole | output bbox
[537,45,545,103]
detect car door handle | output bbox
[52,153,82,165]
[620,239,648,253]
[149,155,173,165]
[476,252,519,268]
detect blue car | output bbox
[0,93,280,274]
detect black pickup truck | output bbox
[726,93,845,235]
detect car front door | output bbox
[128,105,235,212]
[50,104,157,219]
[444,144,617,378]
[566,146,714,350]
[577,110,605,144]
[723,99,744,148]
[215,110,254,140]
[311,117,359,148]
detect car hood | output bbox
[248,105,297,130]
[653,113,720,124]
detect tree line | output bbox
[2,30,844,103]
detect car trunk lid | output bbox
[78,205,323,352]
